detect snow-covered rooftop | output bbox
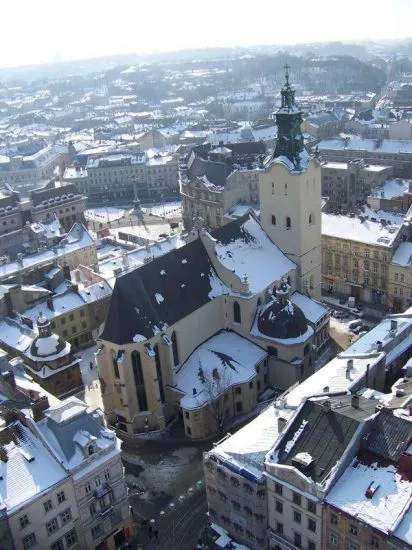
[284,352,384,408]
[210,402,294,478]
[214,216,295,294]
[0,422,67,513]
[370,178,411,200]
[327,460,412,534]
[322,213,402,247]
[391,242,412,267]
[290,292,329,324]
[318,135,412,154]
[174,331,267,411]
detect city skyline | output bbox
[1,0,411,69]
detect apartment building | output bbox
[0,181,87,253]
[180,142,264,231]
[63,149,179,203]
[34,397,133,549]
[321,160,392,212]
[317,135,412,178]
[0,415,81,550]
[0,146,60,195]
[0,223,97,285]
[321,212,406,304]
[388,242,412,312]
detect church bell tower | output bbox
[259,65,322,299]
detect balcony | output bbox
[269,532,302,550]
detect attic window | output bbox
[88,445,95,456]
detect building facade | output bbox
[321,160,392,213]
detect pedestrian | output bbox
[148,524,153,539]
[90,361,94,370]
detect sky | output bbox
[2,0,411,68]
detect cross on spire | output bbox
[284,63,290,86]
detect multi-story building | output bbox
[317,135,412,178]
[0,414,81,550]
[0,146,60,196]
[205,307,412,549]
[367,177,412,214]
[63,149,179,204]
[0,181,87,252]
[321,212,406,304]
[321,160,392,212]
[30,182,86,232]
[388,241,412,312]
[324,412,412,550]
[34,396,133,550]
[0,222,97,285]
[302,111,343,140]
[180,142,264,231]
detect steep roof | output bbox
[362,413,412,462]
[100,238,227,344]
[269,398,366,484]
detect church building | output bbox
[96,70,329,439]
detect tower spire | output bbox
[272,65,306,168]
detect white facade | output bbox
[259,159,322,299]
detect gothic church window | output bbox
[171,331,179,366]
[233,302,241,324]
[286,217,291,229]
[271,215,276,226]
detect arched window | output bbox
[233,301,241,324]
[154,344,165,403]
[309,212,314,225]
[171,331,179,366]
[286,217,291,229]
[131,351,148,411]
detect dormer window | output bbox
[88,445,95,456]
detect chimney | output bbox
[2,370,15,388]
[46,297,54,311]
[376,341,382,351]
[0,447,8,463]
[278,416,287,433]
[351,395,360,409]
[62,265,71,280]
[32,396,50,421]
[322,400,331,412]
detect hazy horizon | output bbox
[2,0,411,69]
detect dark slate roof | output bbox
[274,399,362,483]
[100,239,225,344]
[257,299,308,340]
[30,183,80,206]
[362,413,412,462]
[211,213,254,244]
[187,156,230,187]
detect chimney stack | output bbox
[351,395,360,409]
[32,396,50,421]
[2,371,15,388]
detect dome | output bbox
[29,333,68,360]
[257,297,308,340]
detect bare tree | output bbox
[197,361,233,436]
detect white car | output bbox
[348,307,364,317]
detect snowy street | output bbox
[74,345,103,411]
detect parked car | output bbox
[349,307,364,317]
[332,310,349,319]
[348,319,363,331]
[351,324,365,335]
